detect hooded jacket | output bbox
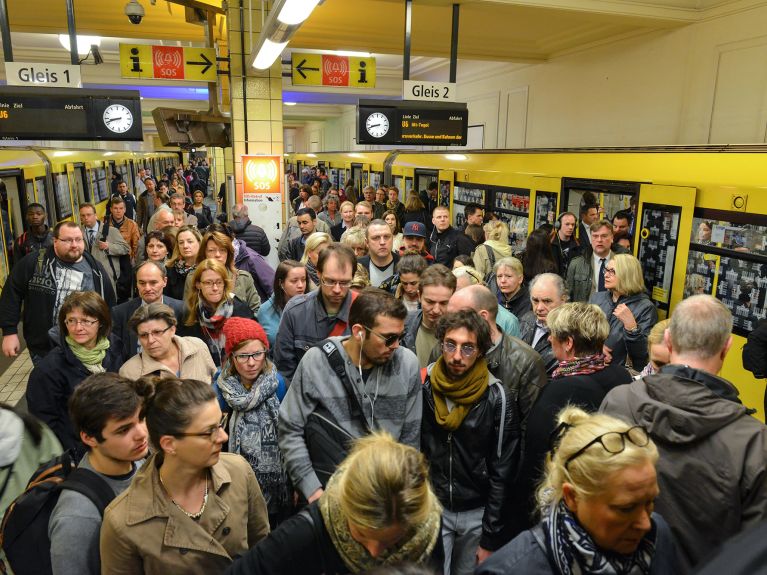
[428,225,473,268]
[233,239,274,301]
[229,218,271,257]
[601,365,767,571]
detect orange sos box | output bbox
[242,155,281,194]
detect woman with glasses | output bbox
[216,318,290,527]
[119,303,217,382]
[510,302,634,539]
[227,432,443,575]
[589,253,658,371]
[165,225,202,301]
[100,377,270,574]
[178,259,254,367]
[257,260,308,349]
[26,291,121,454]
[477,407,679,575]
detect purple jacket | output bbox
[234,239,274,301]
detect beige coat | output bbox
[100,453,270,575]
[118,335,217,383]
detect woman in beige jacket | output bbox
[119,303,217,382]
[100,377,270,574]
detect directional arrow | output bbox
[295,58,319,80]
[186,52,213,75]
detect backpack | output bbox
[100,220,133,303]
[482,244,497,285]
[0,451,115,575]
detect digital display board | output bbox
[357,99,468,146]
[0,86,143,141]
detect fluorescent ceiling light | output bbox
[283,101,297,106]
[252,38,288,70]
[445,154,467,161]
[277,0,321,25]
[52,151,74,157]
[306,153,317,158]
[58,34,101,55]
[347,153,363,158]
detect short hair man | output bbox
[358,219,399,288]
[354,201,373,219]
[80,204,131,298]
[399,221,434,262]
[279,287,421,503]
[464,203,485,228]
[275,244,357,381]
[277,200,330,260]
[110,261,185,362]
[421,310,517,572]
[429,206,473,268]
[578,201,599,245]
[48,373,148,575]
[550,211,580,276]
[229,203,271,256]
[12,203,53,265]
[601,295,767,571]
[168,193,198,227]
[565,220,615,302]
[107,196,140,260]
[282,208,316,262]
[401,264,457,367]
[612,209,631,236]
[106,180,137,221]
[0,221,115,362]
[518,273,568,374]
[419,181,440,228]
[135,177,157,234]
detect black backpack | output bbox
[0,451,115,575]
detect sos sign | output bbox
[242,155,281,194]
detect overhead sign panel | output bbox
[291,52,375,88]
[403,80,457,102]
[5,62,82,89]
[119,44,216,82]
[357,99,468,146]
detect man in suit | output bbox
[79,203,131,299]
[518,273,568,375]
[111,260,184,363]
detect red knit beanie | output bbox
[223,317,269,358]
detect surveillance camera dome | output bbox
[125,0,145,24]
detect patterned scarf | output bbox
[543,500,656,575]
[217,361,288,515]
[319,469,441,573]
[429,358,488,431]
[174,258,196,276]
[66,336,109,374]
[386,199,400,211]
[552,353,606,380]
[198,297,234,362]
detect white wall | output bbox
[290,4,767,151]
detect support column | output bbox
[226,1,284,203]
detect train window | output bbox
[94,167,108,202]
[371,171,383,190]
[25,180,35,206]
[393,176,405,192]
[415,170,437,195]
[329,168,340,190]
[53,173,73,220]
[534,192,558,228]
[455,183,530,250]
[34,176,50,221]
[635,204,682,313]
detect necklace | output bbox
[159,471,209,520]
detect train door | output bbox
[562,178,640,244]
[0,171,25,279]
[34,175,55,228]
[415,169,438,195]
[635,184,696,319]
[70,163,89,217]
[532,176,561,232]
[351,163,363,190]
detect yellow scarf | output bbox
[429,357,488,431]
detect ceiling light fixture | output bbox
[252,38,288,70]
[250,0,324,70]
[277,0,321,25]
[58,34,101,55]
[445,154,467,161]
[283,101,297,106]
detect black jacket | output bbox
[357,253,400,288]
[401,309,423,354]
[428,226,473,268]
[0,247,115,357]
[283,236,306,262]
[505,364,633,541]
[164,265,191,301]
[187,204,213,229]
[329,222,348,242]
[176,297,253,366]
[401,209,430,228]
[518,311,558,375]
[225,502,444,575]
[421,373,520,551]
[26,334,123,454]
[111,296,185,363]
[229,219,271,257]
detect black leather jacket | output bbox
[421,372,520,551]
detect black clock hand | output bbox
[368,124,380,128]
[106,117,122,123]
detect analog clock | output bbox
[102,104,134,134]
[365,112,390,138]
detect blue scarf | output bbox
[217,361,288,515]
[543,499,656,575]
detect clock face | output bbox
[365,112,390,138]
[103,104,134,134]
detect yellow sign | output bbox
[652,286,669,304]
[291,52,375,88]
[119,44,217,82]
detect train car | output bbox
[288,152,389,192]
[0,147,179,285]
[287,145,767,419]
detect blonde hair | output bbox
[167,225,201,268]
[483,220,509,243]
[647,318,670,349]
[494,256,523,277]
[452,266,483,287]
[547,303,609,356]
[341,227,367,249]
[340,200,355,214]
[184,259,234,326]
[338,432,440,530]
[300,232,332,264]
[610,253,646,296]
[537,406,658,512]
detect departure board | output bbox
[357,99,468,146]
[0,86,143,141]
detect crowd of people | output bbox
[0,164,765,575]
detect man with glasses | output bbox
[119,302,216,381]
[421,309,517,575]
[601,294,767,571]
[111,261,185,363]
[0,221,115,363]
[279,287,421,505]
[275,244,357,381]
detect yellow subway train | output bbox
[287,146,767,419]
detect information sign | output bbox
[119,44,217,82]
[291,52,376,88]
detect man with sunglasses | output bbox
[601,294,767,571]
[421,309,517,575]
[278,287,421,506]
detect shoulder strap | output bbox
[100,219,109,242]
[489,381,506,459]
[0,462,15,502]
[35,248,46,275]
[60,468,116,517]
[485,243,496,267]
[319,340,370,433]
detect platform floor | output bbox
[0,349,32,406]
